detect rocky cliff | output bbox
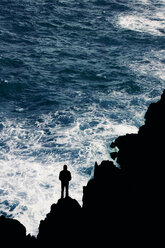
[1,89,165,246]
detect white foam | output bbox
[118,14,165,36]
[117,0,165,36]
[0,110,139,235]
[129,49,165,81]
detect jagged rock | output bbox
[108,90,165,245]
[110,90,165,198]
[83,160,129,210]
[37,197,82,247]
[82,160,131,245]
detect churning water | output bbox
[0,0,165,235]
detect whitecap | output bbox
[118,14,165,36]
[129,49,165,81]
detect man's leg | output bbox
[66,182,69,197]
[61,182,64,198]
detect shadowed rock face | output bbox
[1,90,165,247]
[37,197,81,245]
[110,90,165,201]
[0,215,26,246]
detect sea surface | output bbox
[0,0,165,235]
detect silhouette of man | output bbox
[59,165,72,198]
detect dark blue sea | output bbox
[0,0,165,235]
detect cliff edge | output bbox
[1,90,165,246]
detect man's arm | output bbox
[68,172,72,181]
[59,172,62,181]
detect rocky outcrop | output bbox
[108,90,165,245]
[82,160,132,246]
[0,215,37,247]
[110,90,165,203]
[37,197,82,247]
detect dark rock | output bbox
[0,215,36,247]
[110,90,165,198]
[107,90,165,245]
[110,151,118,160]
[0,215,26,246]
[37,197,82,247]
[82,160,131,245]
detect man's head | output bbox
[63,165,67,170]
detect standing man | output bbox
[59,165,72,198]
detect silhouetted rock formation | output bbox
[111,90,165,204]
[109,91,165,244]
[82,160,137,246]
[0,215,27,246]
[37,197,82,247]
[83,160,130,210]
[1,90,165,246]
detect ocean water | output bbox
[0,0,165,235]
